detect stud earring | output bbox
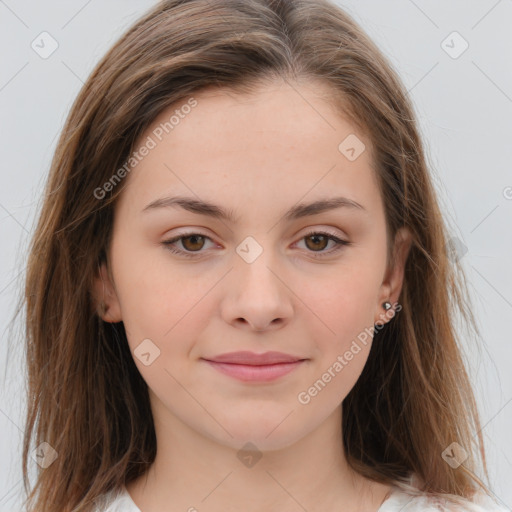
[382,301,392,311]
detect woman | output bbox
[21,1,507,511]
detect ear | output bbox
[374,227,412,325]
[92,260,122,323]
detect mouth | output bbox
[202,360,306,382]
[201,351,307,382]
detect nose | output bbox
[220,252,294,333]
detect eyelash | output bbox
[162,230,351,259]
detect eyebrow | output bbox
[142,195,367,223]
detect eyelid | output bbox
[300,227,347,241]
[163,225,347,242]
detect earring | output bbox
[382,301,392,311]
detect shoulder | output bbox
[92,486,141,512]
[380,486,509,512]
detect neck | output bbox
[126,400,392,512]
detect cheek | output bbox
[293,258,383,401]
[298,265,380,343]
[110,240,197,342]
[297,280,376,407]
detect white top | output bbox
[95,482,509,512]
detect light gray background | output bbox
[1,1,511,510]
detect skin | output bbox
[94,78,412,512]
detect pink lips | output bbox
[202,351,306,382]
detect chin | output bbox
[205,418,306,453]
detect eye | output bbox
[162,232,215,259]
[295,230,351,258]
[162,230,351,259]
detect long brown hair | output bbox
[20,0,492,510]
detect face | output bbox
[94,79,411,451]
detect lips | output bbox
[203,351,304,365]
[201,351,307,382]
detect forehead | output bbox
[153,79,365,154]
[116,79,381,220]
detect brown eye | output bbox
[162,232,214,258]
[181,235,206,251]
[296,230,351,258]
[304,233,329,252]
